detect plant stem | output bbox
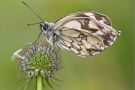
[36,74,43,90]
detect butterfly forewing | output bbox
[52,12,121,56]
[54,12,112,28]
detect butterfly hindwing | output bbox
[55,26,105,56]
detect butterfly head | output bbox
[40,22,54,32]
[40,22,49,32]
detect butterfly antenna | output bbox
[22,1,44,22]
[27,22,43,26]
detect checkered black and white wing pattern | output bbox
[52,12,121,57]
[54,26,105,56]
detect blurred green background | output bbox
[1,0,134,90]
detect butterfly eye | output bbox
[40,23,48,31]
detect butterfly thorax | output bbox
[40,22,58,46]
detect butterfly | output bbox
[40,12,121,57]
[23,2,121,57]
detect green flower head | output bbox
[12,42,63,90]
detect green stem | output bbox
[36,74,43,90]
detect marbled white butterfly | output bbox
[23,2,121,57]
